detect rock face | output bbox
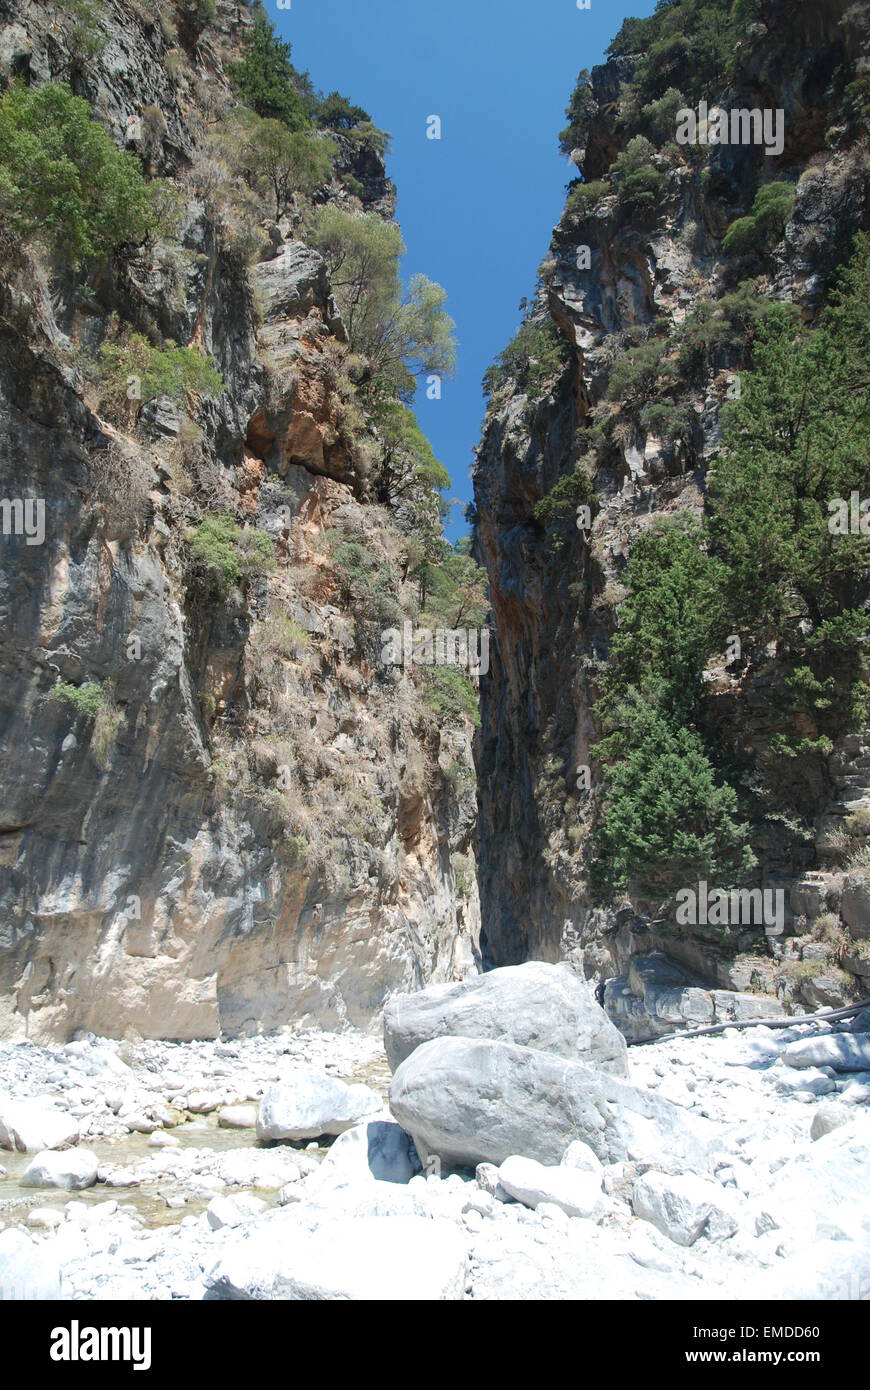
[0,2,479,1042]
[256,1071,381,1142]
[471,0,870,1028]
[384,961,627,1074]
[389,1035,713,1171]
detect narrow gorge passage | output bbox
[0,0,869,1319]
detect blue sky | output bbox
[269,0,655,541]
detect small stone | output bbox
[27,1208,65,1230]
[475,1162,512,1203]
[561,1139,604,1176]
[206,1194,267,1230]
[810,1101,851,1141]
[148,1131,180,1148]
[218,1105,257,1130]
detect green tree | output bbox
[423,547,489,629]
[612,135,667,217]
[67,0,107,75]
[723,182,795,261]
[98,333,224,418]
[241,116,335,217]
[372,400,450,506]
[0,82,154,267]
[226,8,309,131]
[483,316,568,399]
[559,70,596,157]
[187,515,275,598]
[600,514,724,724]
[312,208,456,396]
[606,336,666,405]
[316,92,371,131]
[592,690,754,901]
[708,242,870,751]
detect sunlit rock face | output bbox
[0,1,478,1042]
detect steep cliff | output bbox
[0,0,480,1041]
[474,0,870,1031]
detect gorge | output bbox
[0,0,869,1305]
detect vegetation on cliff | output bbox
[478,0,870,937]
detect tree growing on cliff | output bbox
[247,118,335,218]
[316,92,372,132]
[709,237,870,754]
[722,182,795,262]
[311,207,456,398]
[227,8,309,131]
[371,400,450,506]
[591,690,755,903]
[559,69,596,158]
[0,82,154,267]
[598,514,724,724]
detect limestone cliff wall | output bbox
[473,0,870,1024]
[0,0,479,1041]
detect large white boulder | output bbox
[633,1170,741,1247]
[256,1069,381,1143]
[782,1034,870,1073]
[0,1096,80,1153]
[0,1228,62,1299]
[384,961,628,1075]
[389,1036,714,1171]
[205,1213,466,1300]
[497,1155,604,1219]
[311,1117,419,1190]
[21,1148,99,1191]
[748,1123,870,1244]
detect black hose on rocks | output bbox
[628,997,870,1047]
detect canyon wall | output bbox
[0,0,479,1042]
[473,0,870,1029]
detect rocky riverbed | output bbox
[1,965,869,1301]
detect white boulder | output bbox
[21,1148,99,1191]
[218,1105,258,1130]
[206,1212,466,1300]
[0,1096,80,1153]
[206,1194,267,1230]
[0,1228,62,1299]
[782,1034,870,1072]
[311,1117,418,1190]
[257,1069,381,1143]
[384,961,628,1075]
[633,1170,740,1247]
[389,1036,714,1170]
[497,1155,604,1219]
